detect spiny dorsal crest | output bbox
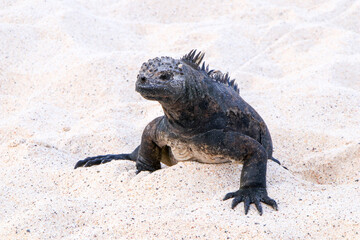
[181,49,205,68]
[181,49,239,94]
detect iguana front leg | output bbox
[193,130,278,215]
[135,117,163,173]
[74,146,139,169]
[223,133,277,215]
[223,155,278,215]
[74,117,163,173]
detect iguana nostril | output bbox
[140,76,146,82]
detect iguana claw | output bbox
[74,156,113,169]
[223,187,278,215]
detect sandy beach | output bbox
[1,0,359,239]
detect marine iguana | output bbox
[75,50,279,215]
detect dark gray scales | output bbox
[75,50,280,215]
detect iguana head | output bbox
[136,50,239,127]
[136,50,238,105]
[136,56,192,103]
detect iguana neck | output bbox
[160,95,220,133]
[162,105,199,130]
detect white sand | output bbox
[1,0,360,239]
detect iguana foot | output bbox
[135,157,161,174]
[223,188,278,215]
[74,156,114,169]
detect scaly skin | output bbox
[75,50,279,215]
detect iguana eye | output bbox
[159,72,172,80]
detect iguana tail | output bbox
[269,157,288,170]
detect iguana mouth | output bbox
[135,82,168,99]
